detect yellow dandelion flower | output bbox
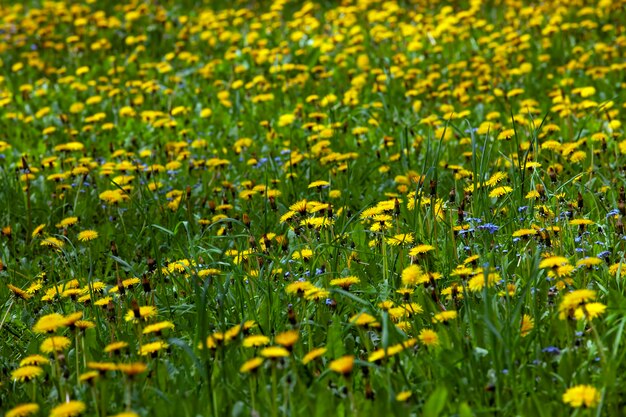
[329,355,354,375]
[562,385,600,408]
[574,302,607,321]
[11,366,43,382]
[329,276,360,289]
[6,403,39,417]
[432,310,458,324]
[124,306,157,322]
[139,341,168,356]
[408,244,435,256]
[20,354,49,366]
[49,401,86,417]
[104,341,129,354]
[40,236,65,249]
[243,335,270,348]
[418,329,439,347]
[302,347,327,365]
[77,230,99,242]
[396,391,412,402]
[142,321,175,335]
[117,362,147,376]
[520,314,534,337]
[401,265,423,286]
[240,357,264,373]
[56,217,79,228]
[7,284,31,300]
[558,289,597,320]
[260,346,290,359]
[489,186,513,198]
[386,233,414,246]
[40,336,71,354]
[79,371,99,384]
[275,330,299,349]
[108,412,140,417]
[349,312,380,328]
[308,180,330,189]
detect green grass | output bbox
[1,0,626,416]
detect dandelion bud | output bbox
[548,167,557,183]
[577,192,583,211]
[142,275,151,293]
[287,304,297,325]
[117,276,125,296]
[365,381,375,400]
[131,300,141,318]
[430,179,437,197]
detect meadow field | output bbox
[1,0,626,416]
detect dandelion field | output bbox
[2,0,626,416]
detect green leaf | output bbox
[458,402,473,417]
[423,386,448,417]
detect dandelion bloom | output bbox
[396,391,412,402]
[260,346,290,359]
[104,341,129,354]
[349,312,380,328]
[558,289,598,320]
[20,354,49,366]
[329,355,354,375]
[109,413,139,417]
[40,336,71,354]
[275,330,299,349]
[329,276,360,289]
[63,312,83,327]
[401,265,423,286]
[573,302,607,321]
[40,236,65,249]
[520,314,534,337]
[142,321,175,335]
[302,347,327,365]
[124,306,157,322]
[243,335,270,348]
[139,341,169,356]
[79,371,99,384]
[87,362,118,373]
[240,357,264,373]
[6,403,39,417]
[117,362,148,377]
[562,385,600,408]
[432,310,458,324]
[386,233,414,246]
[408,244,435,256]
[49,400,86,417]
[11,366,43,382]
[77,230,98,242]
[56,216,79,228]
[7,284,31,300]
[418,329,439,347]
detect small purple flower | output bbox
[478,223,499,234]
